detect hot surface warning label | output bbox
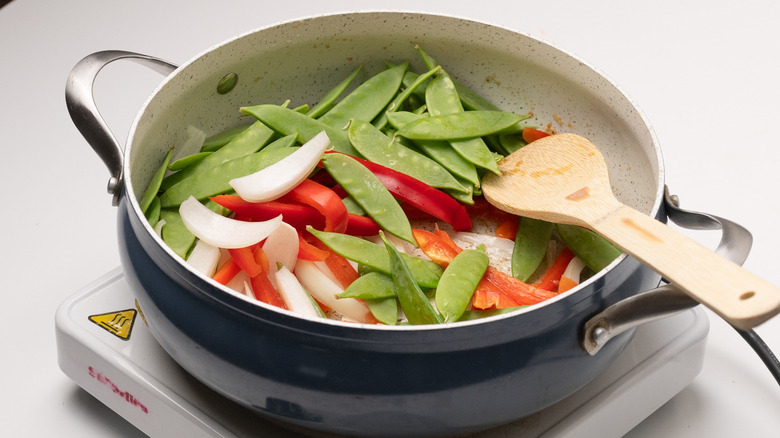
[88,309,137,340]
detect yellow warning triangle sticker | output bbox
[89,309,137,341]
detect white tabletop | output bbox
[2,0,779,436]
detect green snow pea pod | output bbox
[348,119,469,193]
[167,151,212,171]
[161,121,275,191]
[322,152,415,245]
[512,218,554,282]
[396,111,530,141]
[200,124,251,152]
[372,65,440,130]
[262,133,298,151]
[241,104,357,155]
[318,62,408,129]
[339,271,396,299]
[140,147,173,214]
[340,196,366,215]
[556,223,622,272]
[386,111,480,187]
[416,45,501,112]
[307,64,364,119]
[435,248,489,323]
[159,147,297,207]
[381,232,443,325]
[144,197,161,227]
[308,227,442,289]
[365,297,399,325]
[423,73,501,174]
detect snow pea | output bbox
[365,297,399,325]
[241,104,357,155]
[168,151,211,171]
[200,124,251,152]
[307,64,364,119]
[348,119,469,193]
[372,65,440,130]
[556,223,622,272]
[262,133,297,151]
[144,197,161,227]
[339,271,396,299]
[386,111,480,186]
[423,73,501,174]
[512,218,554,282]
[308,227,443,289]
[435,248,489,322]
[161,121,275,191]
[381,232,443,325]
[416,45,501,112]
[318,62,408,129]
[322,152,415,245]
[159,147,297,207]
[140,147,173,214]
[396,111,530,141]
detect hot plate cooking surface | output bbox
[55,268,708,437]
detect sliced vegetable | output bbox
[329,152,472,232]
[321,152,415,244]
[559,256,586,293]
[295,260,375,323]
[281,179,348,233]
[249,247,287,309]
[179,196,282,249]
[140,148,173,214]
[262,222,299,274]
[435,249,489,322]
[339,271,396,299]
[229,131,330,202]
[535,246,575,291]
[275,265,322,318]
[381,232,443,325]
[556,224,622,272]
[309,227,443,289]
[511,218,554,282]
[307,64,364,119]
[186,239,221,277]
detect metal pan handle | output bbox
[582,186,753,354]
[65,50,177,205]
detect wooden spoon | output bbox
[481,133,780,330]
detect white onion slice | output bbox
[275,266,321,318]
[153,219,167,237]
[229,130,330,202]
[179,196,282,248]
[263,222,299,274]
[560,257,587,292]
[186,239,221,276]
[295,260,373,323]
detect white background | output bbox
[1,0,779,436]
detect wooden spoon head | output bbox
[482,133,619,227]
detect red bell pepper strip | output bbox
[522,127,550,143]
[308,237,360,289]
[345,213,381,236]
[210,195,325,231]
[415,228,556,306]
[280,179,348,233]
[250,246,287,309]
[326,151,472,231]
[534,246,575,291]
[297,232,330,261]
[212,258,241,285]
[228,245,262,277]
[495,216,519,240]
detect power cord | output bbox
[732,326,780,386]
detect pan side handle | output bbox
[582,186,753,355]
[65,51,177,206]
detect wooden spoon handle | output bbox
[592,204,780,330]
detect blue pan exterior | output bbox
[119,196,664,437]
